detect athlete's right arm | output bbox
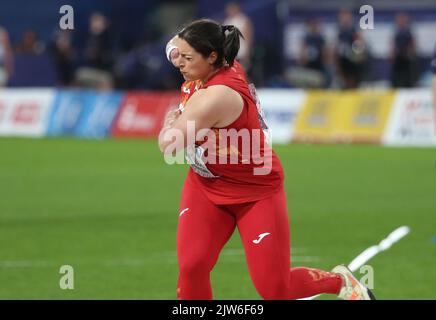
[158,85,243,155]
[158,88,221,155]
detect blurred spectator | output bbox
[223,2,253,71]
[15,30,44,55]
[9,30,56,87]
[298,19,328,87]
[0,27,13,86]
[390,13,417,88]
[74,67,113,90]
[84,12,113,71]
[78,12,114,89]
[334,9,368,89]
[49,30,75,87]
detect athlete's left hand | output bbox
[163,108,181,128]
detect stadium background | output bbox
[0,0,435,299]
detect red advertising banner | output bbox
[0,89,55,137]
[111,91,179,138]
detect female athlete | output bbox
[159,19,375,300]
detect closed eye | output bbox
[181,53,193,61]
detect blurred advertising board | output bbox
[111,91,179,138]
[47,90,123,139]
[382,89,436,146]
[0,89,55,137]
[292,90,394,143]
[257,89,306,144]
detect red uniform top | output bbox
[179,61,284,204]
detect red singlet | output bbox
[179,61,284,205]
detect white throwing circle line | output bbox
[300,225,410,300]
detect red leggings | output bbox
[176,181,342,300]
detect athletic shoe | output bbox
[332,264,376,300]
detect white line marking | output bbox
[0,249,319,268]
[348,226,410,272]
[0,260,54,268]
[301,225,411,300]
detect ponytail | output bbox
[221,25,244,66]
[178,19,243,69]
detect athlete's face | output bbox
[175,38,218,82]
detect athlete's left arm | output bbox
[158,85,242,154]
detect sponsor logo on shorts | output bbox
[179,208,190,217]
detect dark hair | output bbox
[177,19,244,68]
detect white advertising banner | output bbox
[382,89,436,147]
[257,89,306,144]
[0,89,55,137]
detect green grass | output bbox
[0,137,435,299]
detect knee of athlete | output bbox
[255,278,289,300]
[179,257,212,278]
